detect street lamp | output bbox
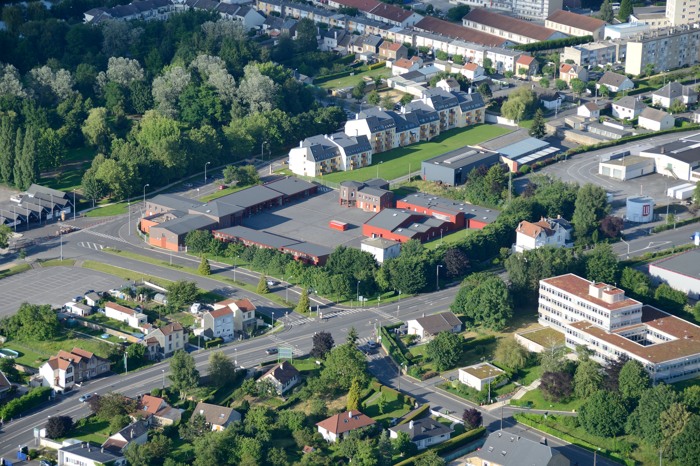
[356,280,361,308]
[261,140,268,161]
[73,189,76,221]
[204,161,211,183]
[233,255,238,282]
[376,160,383,178]
[60,229,63,261]
[286,276,294,302]
[436,264,443,291]
[272,311,275,327]
[234,347,238,367]
[161,369,165,389]
[143,183,150,208]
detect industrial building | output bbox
[476,129,558,172]
[420,146,499,186]
[361,237,401,263]
[339,179,393,212]
[598,153,655,180]
[362,208,452,243]
[649,249,700,298]
[639,135,700,181]
[538,273,700,383]
[396,192,499,230]
[462,9,568,44]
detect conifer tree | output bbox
[198,256,211,275]
[529,109,547,139]
[0,116,14,185]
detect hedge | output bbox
[368,61,386,70]
[313,70,354,84]
[204,338,223,349]
[514,414,634,466]
[380,326,410,367]
[394,428,486,466]
[513,35,593,52]
[0,386,52,419]
[397,403,430,425]
[653,215,700,233]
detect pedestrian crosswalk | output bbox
[77,241,104,250]
[268,335,304,356]
[282,314,315,327]
[323,306,401,324]
[81,229,130,244]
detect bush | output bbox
[519,165,531,174]
[513,35,593,52]
[0,386,52,420]
[421,371,438,380]
[204,338,223,349]
[368,61,386,70]
[398,403,430,425]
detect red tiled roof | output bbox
[139,395,165,415]
[316,410,376,435]
[541,274,641,311]
[464,9,558,42]
[234,299,256,312]
[369,2,413,22]
[517,55,536,65]
[560,63,574,74]
[463,62,479,71]
[106,302,136,316]
[71,347,95,359]
[208,307,233,318]
[393,58,414,69]
[334,0,381,12]
[546,10,605,33]
[415,16,508,47]
[158,322,183,336]
[380,42,403,51]
[516,220,553,238]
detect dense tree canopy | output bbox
[450,272,512,331]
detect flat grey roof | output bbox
[424,146,498,169]
[265,177,317,196]
[217,185,282,209]
[149,194,202,212]
[477,129,527,151]
[282,241,332,257]
[60,442,123,463]
[362,237,400,248]
[155,215,217,235]
[399,192,470,216]
[215,225,299,249]
[651,249,700,278]
[643,137,700,164]
[365,209,414,231]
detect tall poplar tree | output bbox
[0,116,15,184]
[12,127,23,189]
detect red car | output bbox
[218,184,228,190]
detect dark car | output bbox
[266,348,278,355]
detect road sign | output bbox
[278,347,293,359]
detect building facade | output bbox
[451,0,563,20]
[545,10,606,40]
[462,9,567,44]
[625,26,700,76]
[513,217,572,253]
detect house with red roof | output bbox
[316,410,376,442]
[39,348,111,392]
[201,298,257,341]
[516,56,538,79]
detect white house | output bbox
[389,418,453,450]
[577,102,600,118]
[460,62,485,81]
[39,348,111,392]
[259,361,300,395]
[513,216,573,253]
[638,107,675,131]
[104,302,147,330]
[597,71,634,93]
[458,362,506,391]
[390,57,422,76]
[58,442,126,466]
[65,302,93,317]
[194,402,241,431]
[360,237,401,264]
[316,411,376,443]
[652,82,698,109]
[406,312,462,340]
[612,96,646,120]
[540,93,564,111]
[203,298,257,340]
[288,133,372,178]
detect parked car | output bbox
[265,348,278,355]
[183,182,193,188]
[78,394,92,403]
[218,184,228,190]
[267,280,277,286]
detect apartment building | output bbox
[451,0,562,20]
[563,41,626,67]
[545,10,606,40]
[538,274,700,382]
[625,25,700,76]
[288,133,372,177]
[666,0,700,26]
[462,9,567,44]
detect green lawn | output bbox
[169,312,195,328]
[1,345,47,368]
[292,357,321,373]
[62,416,112,443]
[0,263,31,280]
[516,388,584,411]
[84,202,129,217]
[518,327,564,348]
[199,184,249,202]
[319,67,391,90]
[319,125,512,183]
[425,228,476,250]
[409,335,498,374]
[363,389,411,422]
[40,259,76,267]
[6,330,114,368]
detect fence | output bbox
[485,113,517,126]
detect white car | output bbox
[78,394,93,403]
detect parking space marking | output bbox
[78,242,104,250]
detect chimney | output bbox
[87,445,91,452]
[200,409,204,415]
[409,420,414,429]
[101,447,104,453]
[131,429,135,439]
[348,411,353,418]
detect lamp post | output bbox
[234,347,238,367]
[436,264,443,291]
[128,201,131,236]
[60,229,63,261]
[376,160,383,178]
[234,255,238,282]
[161,369,165,389]
[620,236,630,258]
[73,189,76,221]
[286,276,293,302]
[261,140,268,161]
[204,161,211,183]
[356,280,361,308]
[272,311,275,327]
[143,184,150,208]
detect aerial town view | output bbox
[1,0,700,464]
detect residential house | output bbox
[612,96,646,120]
[316,410,376,442]
[420,88,486,131]
[58,442,126,466]
[205,298,257,339]
[545,10,606,40]
[361,34,383,54]
[260,361,301,395]
[360,237,401,264]
[458,362,506,391]
[638,107,675,131]
[84,292,101,307]
[39,348,111,392]
[102,421,149,454]
[559,63,588,85]
[468,431,571,466]
[83,0,176,24]
[577,102,600,118]
[136,394,183,426]
[194,401,242,431]
[406,311,462,340]
[515,56,537,78]
[540,93,564,111]
[460,62,485,81]
[436,78,460,93]
[214,4,265,30]
[513,216,573,253]
[201,307,235,342]
[321,29,348,52]
[389,418,453,450]
[391,57,421,76]
[462,9,568,45]
[378,41,408,61]
[652,82,699,109]
[597,71,634,93]
[0,371,12,399]
[346,107,397,153]
[65,301,93,317]
[105,302,148,330]
[144,322,185,359]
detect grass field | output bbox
[5,330,114,368]
[84,201,129,217]
[319,67,391,90]
[518,327,564,347]
[62,416,111,444]
[319,125,512,183]
[0,263,31,280]
[425,228,476,250]
[363,388,411,422]
[40,259,76,267]
[516,387,584,411]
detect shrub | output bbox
[204,338,223,349]
[0,387,52,420]
[368,61,386,70]
[397,403,430,425]
[421,371,438,380]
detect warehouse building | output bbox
[420,146,499,186]
[476,129,558,172]
[649,249,700,299]
[598,153,655,180]
[639,135,700,181]
[362,209,452,243]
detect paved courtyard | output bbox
[243,190,377,249]
[0,266,124,316]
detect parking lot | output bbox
[0,266,124,316]
[243,190,377,249]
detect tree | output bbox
[392,431,417,457]
[600,0,614,22]
[367,90,380,106]
[257,275,269,294]
[167,280,199,310]
[443,248,469,278]
[670,98,687,114]
[501,87,536,122]
[654,283,687,313]
[599,215,624,238]
[446,5,470,22]
[347,327,359,345]
[618,0,632,21]
[626,384,678,447]
[540,371,574,402]
[401,93,414,105]
[45,415,73,439]
[620,267,652,300]
[494,338,529,371]
[109,414,130,434]
[208,351,236,388]
[415,450,445,466]
[477,82,492,100]
[377,431,393,466]
[555,79,568,91]
[618,359,650,401]
[660,402,691,450]
[311,331,334,359]
[450,273,512,331]
[529,109,546,139]
[539,342,567,373]
[90,393,137,420]
[185,230,214,254]
[347,377,362,411]
[570,78,587,96]
[0,225,11,249]
[295,18,319,53]
[81,107,112,153]
[585,243,619,284]
[0,116,15,185]
[321,343,368,390]
[169,350,200,399]
[462,408,482,429]
[579,391,628,437]
[198,256,211,276]
[539,77,550,89]
[426,331,463,371]
[352,81,367,101]
[573,183,610,242]
[380,94,395,111]
[668,414,700,464]
[0,303,59,341]
[505,247,582,301]
[296,287,310,312]
[574,360,603,399]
